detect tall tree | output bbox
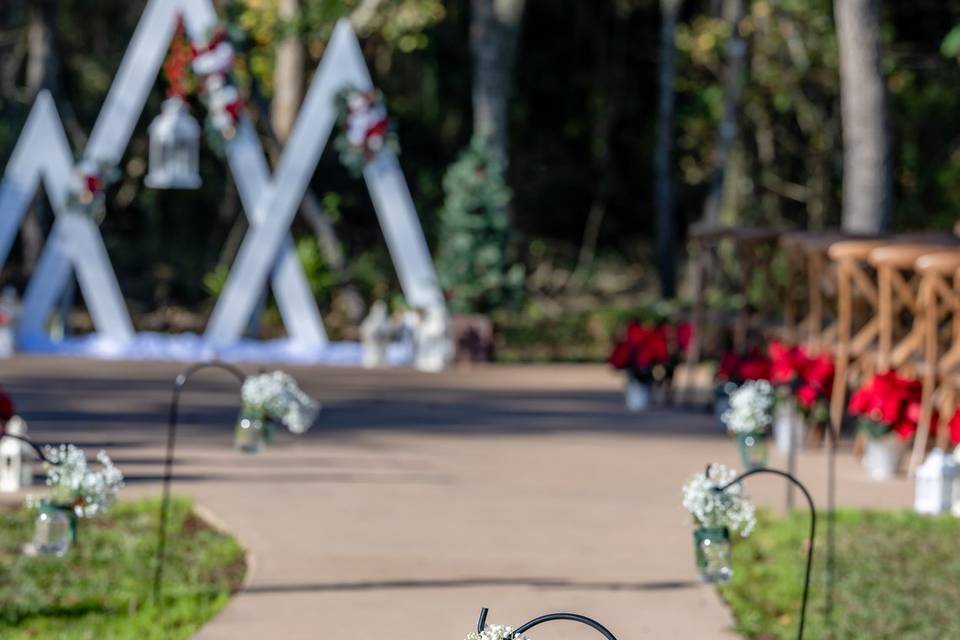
[470,0,526,169]
[834,0,891,233]
[654,0,682,298]
[701,0,747,225]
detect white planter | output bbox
[863,435,906,481]
[773,401,804,455]
[914,448,959,514]
[0,325,13,359]
[625,377,652,412]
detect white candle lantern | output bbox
[145,97,202,189]
[0,416,32,492]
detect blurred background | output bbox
[1,0,959,359]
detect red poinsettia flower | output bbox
[675,322,694,352]
[849,371,926,440]
[768,340,807,385]
[85,174,103,194]
[948,410,960,445]
[796,383,819,410]
[802,355,834,396]
[0,385,14,422]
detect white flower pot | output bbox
[625,377,651,412]
[863,435,906,481]
[773,402,804,455]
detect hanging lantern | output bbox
[0,416,32,493]
[145,97,201,189]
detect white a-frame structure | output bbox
[0,0,446,353]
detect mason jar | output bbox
[33,500,76,557]
[694,526,733,583]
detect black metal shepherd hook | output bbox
[153,361,246,606]
[477,608,618,640]
[0,428,60,465]
[708,464,816,640]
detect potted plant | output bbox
[29,444,124,556]
[682,463,756,583]
[608,320,691,411]
[722,380,775,469]
[848,371,924,480]
[435,134,525,363]
[768,342,835,454]
[913,409,960,515]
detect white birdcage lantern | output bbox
[145,97,201,189]
[0,416,32,492]
[914,448,958,514]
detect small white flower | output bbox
[40,444,124,518]
[466,624,531,640]
[722,380,774,435]
[682,463,756,536]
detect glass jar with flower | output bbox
[236,371,321,453]
[682,464,756,583]
[30,444,124,556]
[722,380,774,469]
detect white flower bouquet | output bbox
[681,463,756,536]
[722,380,774,435]
[40,444,124,518]
[466,625,530,640]
[240,371,320,435]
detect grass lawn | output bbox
[720,509,960,639]
[0,497,245,639]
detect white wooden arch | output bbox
[0,0,446,353]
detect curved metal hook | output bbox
[154,361,247,605]
[712,466,816,640]
[0,429,59,465]
[477,608,618,640]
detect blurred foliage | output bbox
[436,134,525,314]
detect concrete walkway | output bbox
[1,359,913,639]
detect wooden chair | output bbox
[907,252,960,474]
[828,239,890,433]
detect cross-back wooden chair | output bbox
[907,252,960,474]
[830,236,959,438]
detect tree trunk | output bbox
[654,0,682,299]
[470,0,527,168]
[272,0,303,142]
[834,0,891,233]
[701,0,746,225]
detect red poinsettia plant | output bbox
[716,348,772,385]
[944,410,960,447]
[848,371,931,441]
[608,320,692,384]
[768,341,834,423]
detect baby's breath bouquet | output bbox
[681,464,756,535]
[466,625,530,640]
[40,444,125,518]
[236,371,320,452]
[722,380,774,435]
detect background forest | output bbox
[1,0,959,359]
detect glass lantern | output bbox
[145,97,202,190]
[694,526,733,583]
[32,500,76,557]
[736,432,768,470]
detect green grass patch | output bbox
[720,509,960,639]
[0,498,245,639]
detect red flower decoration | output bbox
[0,385,14,422]
[849,371,926,441]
